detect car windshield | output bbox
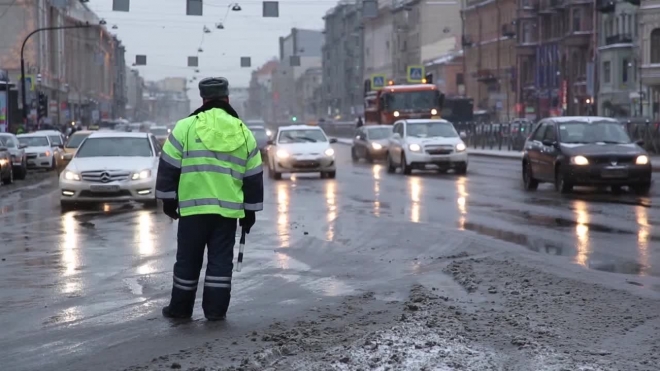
[0,136,16,147]
[251,128,268,141]
[18,136,49,147]
[48,135,63,145]
[150,128,169,136]
[76,137,153,157]
[65,133,91,148]
[406,122,458,138]
[385,90,440,111]
[278,129,327,143]
[367,127,392,140]
[558,121,632,144]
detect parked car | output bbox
[59,131,160,211]
[247,125,270,155]
[62,130,93,166]
[0,133,28,180]
[351,125,393,162]
[17,133,62,171]
[522,116,652,195]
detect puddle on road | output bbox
[461,221,653,277]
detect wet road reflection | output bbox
[373,164,381,217]
[636,206,650,276]
[136,211,155,256]
[408,177,421,223]
[456,177,467,230]
[325,180,337,241]
[276,182,290,248]
[572,200,590,268]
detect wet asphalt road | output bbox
[0,145,658,370]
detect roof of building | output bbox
[425,50,464,67]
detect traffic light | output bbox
[292,116,297,122]
[37,92,48,118]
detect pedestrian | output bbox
[356,115,364,128]
[156,77,264,321]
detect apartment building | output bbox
[639,0,660,119]
[462,0,518,121]
[516,0,596,120]
[362,0,394,88]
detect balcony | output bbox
[563,30,592,47]
[641,65,660,86]
[604,34,633,46]
[597,0,615,13]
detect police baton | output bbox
[235,228,246,272]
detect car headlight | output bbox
[408,143,421,152]
[276,149,290,159]
[131,169,152,180]
[431,108,438,115]
[63,171,80,181]
[266,129,272,136]
[570,155,589,165]
[0,159,7,166]
[371,142,383,150]
[324,148,335,156]
[636,155,649,165]
[39,151,51,157]
[456,142,466,152]
[393,111,400,117]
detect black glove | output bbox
[239,211,255,233]
[162,200,179,220]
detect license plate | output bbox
[90,185,120,192]
[601,169,628,178]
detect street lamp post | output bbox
[20,21,105,124]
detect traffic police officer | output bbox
[156,77,264,321]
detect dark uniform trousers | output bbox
[169,214,237,318]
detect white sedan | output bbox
[17,133,62,170]
[386,119,468,175]
[59,131,160,211]
[266,125,338,180]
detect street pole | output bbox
[20,23,99,124]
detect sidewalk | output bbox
[334,138,660,171]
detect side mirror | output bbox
[58,144,64,149]
[18,143,27,149]
[63,153,73,161]
[459,131,467,139]
[541,139,557,147]
[0,147,7,152]
[392,132,401,140]
[329,138,338,143]
[267,139,274,145]
[635,139,644,146]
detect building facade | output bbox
[362,0,394,84]
[639,0,660,119]
[463,0,517,121]
[424,50,465,96]
[112,36,127,120]
[0,0,119,126]
[322,0,364,119]
[125,67,144,121]
[296,67,323,122]
[273,28,323,122]
[516,0,596,120]
[247,59,279,122]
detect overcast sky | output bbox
[88,0,334,107]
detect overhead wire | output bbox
[0,0,19,21]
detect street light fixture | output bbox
[231,3,242,11]
[21,21,106,123]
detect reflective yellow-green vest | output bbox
[160,108,262,218]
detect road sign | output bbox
[371,74,386,90]
[20,75,34,92]
[407,65,424,83]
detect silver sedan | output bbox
[351,125,393,162]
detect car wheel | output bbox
[631,182,651,196]
[454,162,467,175]
[351,147,359,162]
[15,161,27,180]
[386,152,396,174]
[1,165,13,185]
[555,166,572,194]
[50,157,57,171]
[401,153,412,175]
[143,199,158,209]
[324,171,336,179]
[522,160,538,191]
[611,185,623,195]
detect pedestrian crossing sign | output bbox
[407,65,424,83]
[371,74,386,90]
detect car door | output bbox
[537,122,559,181]
[389,122,405,164]
[149,135,162,170]
[525,122,546,177]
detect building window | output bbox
[522,21,533,43]
[603,61,611,83]
[572,8,582,33]
[622,59,628,83]
[651,29,660,64]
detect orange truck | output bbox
[364,84,445,125]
